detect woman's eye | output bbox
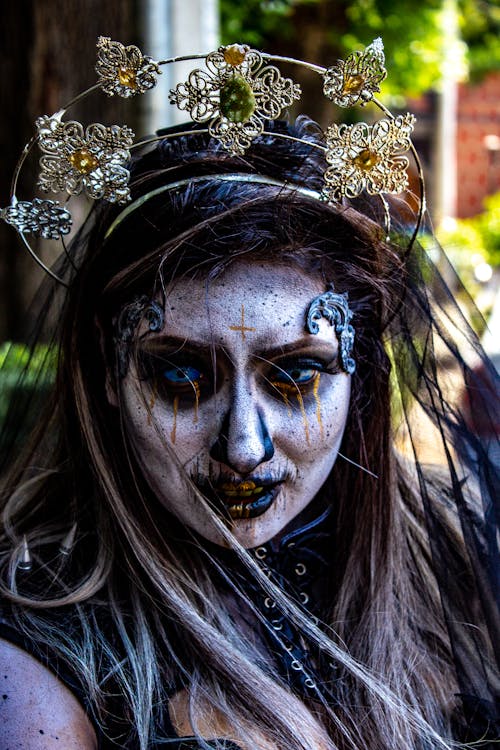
[273,367,318,385]
[269,365,321,396]
[162,365,203,389]
[163,366,201,384]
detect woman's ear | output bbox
[95,316,119,408]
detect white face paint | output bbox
[120,260,351,548]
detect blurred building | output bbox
[456,72,500,218]
[142,0,219,131]
[410,72,500,221]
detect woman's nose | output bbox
[209,383,274,474]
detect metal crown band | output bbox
[104,174,323,239]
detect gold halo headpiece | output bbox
[1,36,424,286]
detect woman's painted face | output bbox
[120,260,351,548]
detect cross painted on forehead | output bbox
[229,304,256,341]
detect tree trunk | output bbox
[0,0,136,342]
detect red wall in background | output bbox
[456,72,500,218]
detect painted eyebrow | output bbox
[255,339,338,360]
[139,334,337,359]
[137,334,213,356]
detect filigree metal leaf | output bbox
[323,114,415,202]
[36,115,135,204]
[168,44,301,155]
[1,198,72,240]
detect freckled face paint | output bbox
[120,260,351,548]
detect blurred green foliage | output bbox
[459,0,500,81]
[220,0,500,97]
[0,342,57,378]
[437,192,500,265]
[434,192,500,305]
[0,342,56,443]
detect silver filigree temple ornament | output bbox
[306,289,356,375]
[96,36,162,97]
[323,114,416,202]
[115,296,165,378]
[0,37,425,286]
[323,37,386,107]
[1,198,72,240]
[168,44,302,155]
[36,115,135,203]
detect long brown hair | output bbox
[0,121,487,749]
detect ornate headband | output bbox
[1,37,424,286]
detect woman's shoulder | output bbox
[0,637,97,749]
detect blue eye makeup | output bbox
[162,365,202,385]
[272,366,318,385]
[137,349,210,400]
[268,355,340,396]
[269,359,326,397]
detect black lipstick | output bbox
[199,478,282,520]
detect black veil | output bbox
[0,119,498,745]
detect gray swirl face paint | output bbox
[306,287,355,375]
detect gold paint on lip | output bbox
[221,480,256,492]
[220,480,264,499]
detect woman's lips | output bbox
[201,479,282,520]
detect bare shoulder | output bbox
[0,638,97,749]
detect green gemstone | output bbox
[220,74,256,123]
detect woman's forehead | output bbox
[158,260,332,351]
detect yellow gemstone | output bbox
[342,74,365,95]
[118,67,137,89]
[353,148,380,171]
[68,148,99,175]
[220,74,256,123]
[223,44,247,67]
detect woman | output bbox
[0,120,498,749]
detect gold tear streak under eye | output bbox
[171,395,179,444]
[193,381,200,424]
[313,373,324,438]
[147,381,158,426]
[282,390,293,419]
[295,390,310,446]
